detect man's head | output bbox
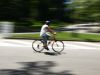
[45,21,51,25]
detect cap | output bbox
[45,21,51,25]
[45,21,51,23]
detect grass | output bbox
[9,32,100,42]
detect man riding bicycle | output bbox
[40,21,56,50]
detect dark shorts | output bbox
[41,34,50,44]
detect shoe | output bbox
[43,46,49,50]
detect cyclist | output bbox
[40,21,56,50]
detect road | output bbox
[0,39,100,75]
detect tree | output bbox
[0,0,30,21]
[69,0,100,22]
[36,0,65,21]
[0,0,66,24]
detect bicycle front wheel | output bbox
[52,41,64,53]
[32,40,44,52]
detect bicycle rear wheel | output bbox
[52,41,64,53]
[32,40,44,52]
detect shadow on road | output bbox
[33,51,66,56]
[0,61,75,75]
[43,52,61,56]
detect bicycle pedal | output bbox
[37,45,39,49]
[43,46,49,50]
[48,42,51,44]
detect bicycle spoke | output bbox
[52,41,64,53]
[32,40,44,52]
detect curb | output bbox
[5,38,100,42]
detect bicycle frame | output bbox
[32,34,64,53]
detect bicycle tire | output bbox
[52,41,64,53]
[32,40,44,52]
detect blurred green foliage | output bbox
[69,0,100,22]
[0,0,100,27]
[10,32,100,41]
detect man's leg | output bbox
[42,34,50,50]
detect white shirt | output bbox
[40,24,48,36]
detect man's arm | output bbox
[46,27,56,35]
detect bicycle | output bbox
[32,36,64,53]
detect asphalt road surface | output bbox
[0,39,100,75]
